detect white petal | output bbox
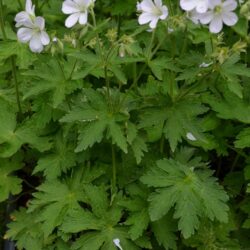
[75,0,92,7]
[222,12,238,26]
[65,12,80,28]
[208,0,221,8]
[29,34,44,53]
[222,0,237,11]
[62,0,79,14]
[138,12,155,25]
[34,16,45,30]
[25,0,35,15]
[186,132,197,141]
[160,6,168,20]
[154,0,163,8]
[40,31,50,45]
[79,12,88,25]
[113,239,123,250]
[17,27,33,43]
[209,16,223,33]
[137,2,142,11]
[180,0,197,11]
[15,12,33,28]
[199,11,213,24]
[149,17,159,28]
[140,0,155,12]
[196,1,208,13]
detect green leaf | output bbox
[235,128,250,148]
[61,187,139,250]
[131,136,148,164]
[141,157,229,238]
[140,98,207,151]
[151,214,177,250]
[75,121,107,152]
[33,133,77,179]
[0,106,51,157]
[61,88,129,152]
[119,184,150,240]
[108,121,128,153]
[6,208,45,250]
[0,157,22,202]
[203,90,250,123]
[23,58,82,107]
[27,168,101,238]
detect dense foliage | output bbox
[0,0,250,249]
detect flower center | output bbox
[152,7,162,16]
[79,4,87,13]
[214,5,222,14]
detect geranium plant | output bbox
[0,0,250,249]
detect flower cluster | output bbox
[15,0,50,53]
[15,0,240,53]
[181,0,238,33]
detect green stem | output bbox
[69,59,78,80]
[90,8,112,109]
[167,0,174,16]
[17,0,22,9]
[0,0,7,40]
[160,136,165,154]
[146,29,155,60]
[11,58,22,115]
[111,144,117,201]
[56,57,66,80]
[90,8,104,60]
[0,0,22,115]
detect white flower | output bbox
[113,238,123,250]
[15,0,35,27]
[137,0,168,29]
[180,0,209,13]
[186,132,197,141]
[62,0,95,28]
[199,0,238,33]
[17,16,50,53]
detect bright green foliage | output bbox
[0,105,51,157]
[1,0,250,249]
[118,183,150,240]
[27,167,104,238]
[33,132,77,179]
[141,157,229,238]
[151,214,177,250]
[235,128,250,148]
[60,88,145,156]
[5,208,45,250]
[23,58,82,108]
[203,89,250,123]
[140,98,208,151]
[61,185,140,250]
[0,157,22,201]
